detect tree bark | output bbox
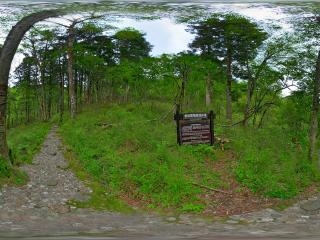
[205,72,213,106]
[243,52,272,127]
[309,50,320,163]
[58,57,64,124]
[67,23,77,119]
[0,10,61,161]
[25,77,31,123]
[226,49,233,122]
[243,76,254,126]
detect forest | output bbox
[0,2,320,214]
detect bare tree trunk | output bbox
[243,77,255,126]
[175,62,190,112]
[30,38,49,121]
[25,81,31,123]
[243,55,270,126]
[67,23,77,119]
[86,77,92,104]
[205,72,213,106]
[0,10,60,161]
[78,72,83,106]
[59,59,64,124]
[309,50,320,163]
[226,49,233,122]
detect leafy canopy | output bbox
[189,14,268,68]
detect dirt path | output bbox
[1,126,320,239]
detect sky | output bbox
[112,18,195,56]
[0,2,294,55]
[0,1,305,85]
[108,3,292,56]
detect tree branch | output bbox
[192,182,232,195]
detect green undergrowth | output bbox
[0,121,51,186]
[0,159,28,186]
[230,127,320,199]
[60,102,220,212]
[64,148,132,212]
[8,122,51,165]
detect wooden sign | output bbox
[174,111,215,145]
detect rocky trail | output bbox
[1,127,320,239]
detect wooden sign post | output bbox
[174,109,215,145]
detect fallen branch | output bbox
[95,123,114,129]
[216,119,244,128]
[192,182,232,195]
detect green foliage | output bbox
[231,127,319,199]
[189,13,268,70]
[0,159,11,178]
[183,144,216,161]
[181,203,205,213]
[0,122,48,186]
[0,160,28,187]
[8,122,51,165]
[60,103,220,211]
[277,92,311,136]
[64,148,131,212]
[114,27,152,62]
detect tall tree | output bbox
[67,21,77,119]
[309,50,320,162]
[301,15,320,163]
[242,36,292,126]
[113,28,152,63]
[289,13,320,162]
[55,15,104,118]
[189,14,267,122]
[0,10,61,161]
[73,23,113,104]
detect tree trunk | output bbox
[0,10,61,161]
[243,77,255,126]
[309,50,320,163]
[78,72,84,106]
[226,49,233,122]
[86,77,92,104]
[47,72,53,120]
[67,23,77,119]
[25,79,31,123]
[59,58,64,124]
[205,72,213,106]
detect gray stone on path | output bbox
[57,162,69,170]
[50,151,57,156]
[165,217,177,222]
[71,192,91,202]
[46,178,58,187]
[300,199,320,212]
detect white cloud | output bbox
[113,17,194,56]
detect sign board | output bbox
[174,111,215,145]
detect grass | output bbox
[60,102,220,212]
[8,122,51,165]
[0,159,28,187]
[2,101,319,213]
[229,126,320,199]
[64,147,132,212]
[0,121,51,186]
[1,101,319,214]
[59,102,320,213]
